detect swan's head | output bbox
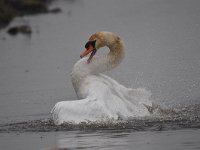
[80,31,120,63]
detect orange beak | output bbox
[80,45,97,63]
[80,45,94,58]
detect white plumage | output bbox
[52,32,152,125]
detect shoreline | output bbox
[0,0,58,29]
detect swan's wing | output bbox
[52,98,89,125]
[52,74,152,125]
[51,96,112,125]
[98,74,152,105]
[85,74,152,119]
[51,75,119,125]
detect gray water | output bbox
[1,129,200,150]
[0,0,200,149]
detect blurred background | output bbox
[0,0,200,124]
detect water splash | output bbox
[0,103,200,133]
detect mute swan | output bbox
[52,31,152,125]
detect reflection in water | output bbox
[51,128,200,150]
[55,131,130,149]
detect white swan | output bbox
[52,31,152,125]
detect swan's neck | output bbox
[71,38,124,95]
[91,40,125,74]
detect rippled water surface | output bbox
[0,0,200,149]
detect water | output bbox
[0,0,200,149]
[0,129,200,150]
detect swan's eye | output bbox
[85,40,96,49]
